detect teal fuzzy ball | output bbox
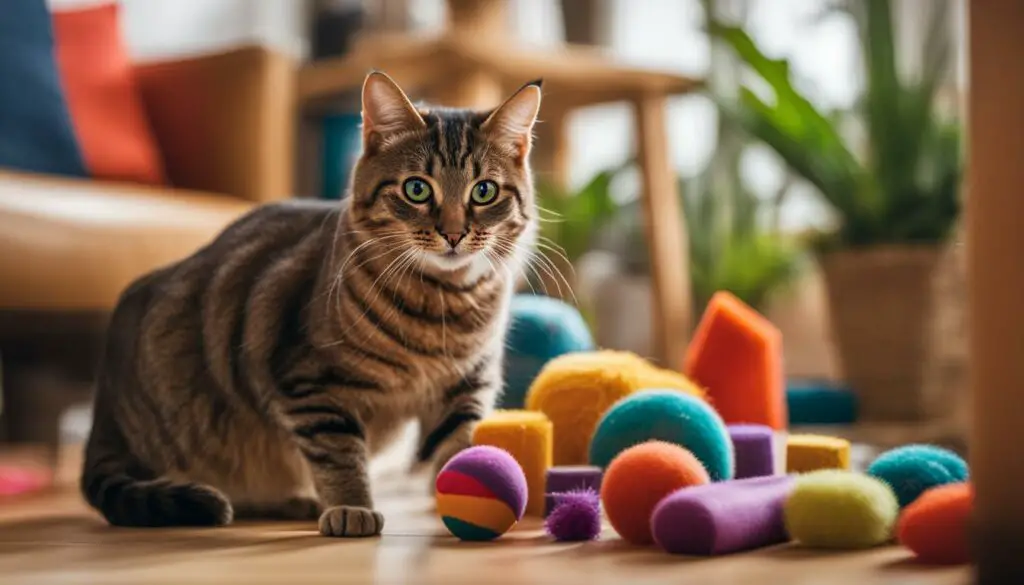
[588,389,735,481]
[866,444,969,508]
[501,295,594,408]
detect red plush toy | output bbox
[897,482,973,565]
[0,466,51,498]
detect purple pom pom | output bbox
[544,489,601,542]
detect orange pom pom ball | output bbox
[897,482,973,565]
[600,441,710,545]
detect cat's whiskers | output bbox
[369,247,422,348]
[355,245,418,322]
[493,236,578,306]
[530,248,578,307]
[535,236,575,276]
[490,238,549,294]
[532,240,579,303]
[487,239,544,296]
[324,231,407,325]
[336,232,407,275]
[483,247,526,299]
[326,246,418,346]
[535,204,566,224]
[488,244,539,298]
[479,249,502,281]
[392,250,420,308]
[314,207,344,313]
[328,240,402,328]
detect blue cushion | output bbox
[0,0,87,177]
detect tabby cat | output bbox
[80,72,542,537]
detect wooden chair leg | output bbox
[532,103,572,190]
[632,93,691,369]
[428,68,504,109]
[968,1,1024,582]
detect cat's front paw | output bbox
[318,505,384,537]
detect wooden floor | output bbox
[0,447,971,585]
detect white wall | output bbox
[529,0,961,233]
[46,0,961,232]
[47,0,309,61]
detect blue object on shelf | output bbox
[321,113,362,200]
[501,294,594,409]
[787,380,858,425]
[0,0,88,178]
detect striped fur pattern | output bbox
[80,72,542,537]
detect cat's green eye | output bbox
[471,180,499,205]
[402,178,433,203]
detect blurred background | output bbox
[0,0,966,491]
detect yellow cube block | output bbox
[472,410,553,517]
[786,434,851,474]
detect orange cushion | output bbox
[52,3,166,186]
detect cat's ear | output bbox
[361,71,426,151]
[481,79,543,163]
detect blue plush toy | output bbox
[786,380,858,425]
[866,444,969,508]
[588,389,735,481]
[500,294,594,408]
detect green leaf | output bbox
[706,2,962,248]
[682,161,805,318]
[707,23,870,220]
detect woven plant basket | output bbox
[819,244,966,422]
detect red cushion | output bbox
[52,3,166,185]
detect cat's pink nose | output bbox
[442,232,465,249]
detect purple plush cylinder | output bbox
[544,466,603,516]
[651,475,795,555]
[728,424,775,479]
[546,466,603,492]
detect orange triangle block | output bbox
[684,291,787,430]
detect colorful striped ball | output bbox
[435,446,528,541]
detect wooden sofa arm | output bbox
[134,46,296,204]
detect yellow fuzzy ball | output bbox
[525,350,705,465]
[784,469,899,549]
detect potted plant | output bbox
[708,0,963,421]
[608,161,804,324]
[581,119,804,355]
[615,0,803,323]
[683,176,805,319]
[565,0,803,357]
